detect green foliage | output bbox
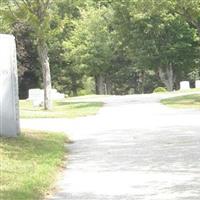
[2,0,200,96]
[174,0,200,34]
[63,6,116,94]
[113,0,199,89]
[13,23,41,99]
[78,77,96,96]
[5,0,52,42]
[153,87,167,93]
[48,0,85,96]
[63,7,113,76]
[0,1,11,33]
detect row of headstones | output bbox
[180,80,200,90]
[28,88,65,106]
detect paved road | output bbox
[21,94,200,200]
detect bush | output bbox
[78,76,95,96]
[153,87,167,93]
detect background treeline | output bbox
[1,0,200,99]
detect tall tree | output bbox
[13,22,41,99]
[112,0,199,91]
[6,0,53,109]
[48,0,83,96]
[64,7,114,94]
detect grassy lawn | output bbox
[161,94,200,109]
[0,130,67,200]
[173,88,200,94]
[20,99,103,119]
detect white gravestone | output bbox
[28,88,65,106]
[0,34,20,137]
[51,89,65,100]
[180,81,190,90]
[28,89,44,106]
[195,80,200,88]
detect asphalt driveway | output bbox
[21,93,200,200]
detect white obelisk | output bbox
[0,34,20,137]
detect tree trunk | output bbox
[138,70,145,94]
[95,74,105,95]
[72,88,78,96]
[71,77,78,96]
[105,78,112,95]
[37,41,52,110]
[158,65,174,91]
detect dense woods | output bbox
[1,0,200,99]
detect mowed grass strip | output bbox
[161,94,200,109]
[20,100,103,118]
[173,88,200,94]
[0,130,67,200]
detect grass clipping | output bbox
[0,130,67,200]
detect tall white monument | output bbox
[0,34,20,137]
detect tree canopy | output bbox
[1,0,200,98]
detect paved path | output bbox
[21,94,200,200]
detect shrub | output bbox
[78,76,95,96]
[153,87,167,93]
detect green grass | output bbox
[20,99,103,119]
[173,88,200,94]
[161,94,200,109]
[66,95,109,101]
[0,130,67,200]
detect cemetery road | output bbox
[21,93,200,200]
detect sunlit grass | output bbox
[173,88,200,94]
[20,99,103,118]
[0,130,67,200]
[161,94,200,109]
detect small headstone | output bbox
[195,80,200,88]
[51,89,65,99]
[29,88,43,99]
[28,88,65,106]
[0,34,20,137]
[180,81,190,90]
[52,92,65,100]
[28,89,44,106]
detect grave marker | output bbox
[28,88,65,106]
[0,34,20,137]
[195,80,200,88]
[180,81,190,90]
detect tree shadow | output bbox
[0,188,42,200]
[55,101,103,109]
